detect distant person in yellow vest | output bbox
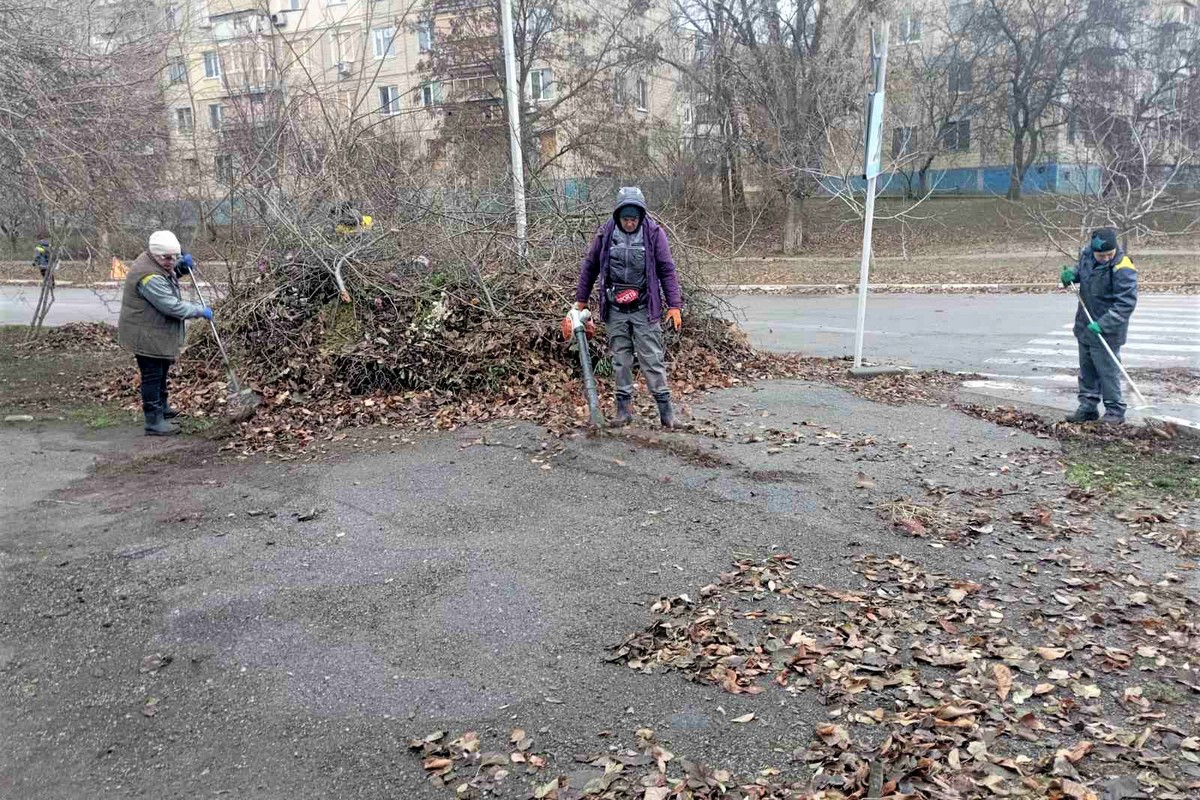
[116,231,212,436]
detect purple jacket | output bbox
[574,216,683,323]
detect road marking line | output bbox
[1040,330,1200,342]
[1007,348,1191,360]
[1028,339,1200,352]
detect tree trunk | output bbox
[782,192,803,254]
[1007,135,1026,201]
[729,148,747,216]
[917,168,929,198]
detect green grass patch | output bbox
[68,406,137,430]
[1065,440,1200,500]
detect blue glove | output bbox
[201,307,213,321]
[1087,321,1101,335]
[176,253,194,275]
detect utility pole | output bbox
[852,25,892,374]
[499,0,528,255]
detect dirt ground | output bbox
[2,335,1199,798]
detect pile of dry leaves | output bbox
[608,553,1200,799]
[17,321,119,353]
[408,727,799,799]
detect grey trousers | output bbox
[608,306,670,400]
[1077,337,1125,416]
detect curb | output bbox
[714,281,1200,293]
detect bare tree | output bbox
[981,0,1121,200]
[888,0,999,198]
[725,0,874,253]
[1031,0,1200,251]
[0,0,167,335]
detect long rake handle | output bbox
[1072,284,1150,409]
[187,270,243,394]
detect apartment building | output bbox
[159,0,688,196]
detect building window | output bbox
[208,103,223,131]
[899,12,922,43]
[530,68,553,102]
[948,61,972,94]
[288,0,301,8]
[165,4,180,29]
[948,0,972,32]
[526,6,552,35]
[613,74,626,105]
[379,85,400,115]
[372,26,395,59]
[635,76,648,110]
[215,154,234,183]
[417,20,433,52]
[168,57,187,83]
[939,119,970,152]
[682,103,692,124]
[175,107,194,134]
[203,51,221,79]
[418,82,438,107]
[892,126,917,157]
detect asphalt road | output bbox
[0,286,121,326]
[728,292,1200,427]
[3,286,1196,426]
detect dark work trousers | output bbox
[1077,337,1125,416]
[135,355,173,413]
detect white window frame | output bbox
[175,107,194,134]
[288,0,301,9]
[940,119,970,152]
[635,76,648,111]
[530,68,553,102]
[417,21,434,53]
[203,51,221,79]
[418,82,435,107]
[899,12,922,43]
[379,85,400,115]
[168,57,187,83]
[372,26,395,59]
[208,102,223,131]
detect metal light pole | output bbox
[499,0,528,254]
[852,25,890,373]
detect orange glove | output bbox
[665,308,682,331]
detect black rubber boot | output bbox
[1100,411,1126,425]
[1065,408,1100,423]
[160,372,179,418]
[656,396,680,430]
[612,397,634,427]
[143,406,179,436]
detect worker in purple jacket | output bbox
[572,186,684,429]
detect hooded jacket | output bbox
[1068,247,1138,347]
[574,188,683,323]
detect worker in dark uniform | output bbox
[1060,227,1138,424]
[117,230,212,436]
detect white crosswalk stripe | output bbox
[975,294,1200,428]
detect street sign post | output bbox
[852,26,892,373]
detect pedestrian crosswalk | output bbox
[964,295,1200,428]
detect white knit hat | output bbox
[148,230,181,257]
